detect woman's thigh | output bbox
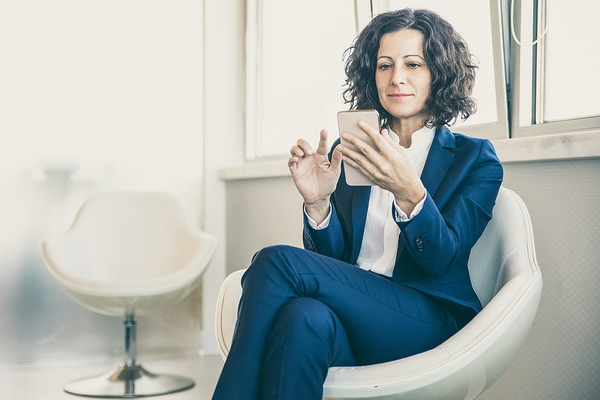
[244,245,460,365]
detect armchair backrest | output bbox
[41,192,211,286]
[468,187,535,307]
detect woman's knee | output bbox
[250,245,302,266]
[270,298,337,345]
[244,245,303,282]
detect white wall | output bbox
[0,0,208,363]
[0,0,204,200]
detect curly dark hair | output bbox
[342,8,478,128]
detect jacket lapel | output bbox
[349,186,370,264]
[391,128,457,276]
[348,127,456,265]
[420,127,455,200]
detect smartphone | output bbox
[337,110,380,186]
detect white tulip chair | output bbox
[40,191,217,398]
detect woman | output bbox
[213,8,503,400]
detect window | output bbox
[509,0,600,137]
[246,0,355,159]
[246,0,600,160]
[246,0,507,159]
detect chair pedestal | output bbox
[63,363,195,398]
[63,316,195,398]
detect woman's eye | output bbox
[378,64,392,71]
[407,63,421,69]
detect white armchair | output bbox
[215,187,542,399]
[40,191,217,398]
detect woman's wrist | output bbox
[393,185,426,217]
[304,197,331,225]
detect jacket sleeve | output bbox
[396,139,503,276]
[302,201,345,259]
[301,138,350,260]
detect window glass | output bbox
[254,0,355,158]
[544,1,600,122]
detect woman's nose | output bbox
[391,69,406,86]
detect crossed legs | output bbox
[212,245,462,400]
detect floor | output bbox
[0,353,224,400]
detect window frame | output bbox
[245,0,510,160]
[245,0,260,160]
[507,0,600,139]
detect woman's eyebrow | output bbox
[377,54,425,61]
[404,54,425,60]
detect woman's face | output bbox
[375,29,431,131]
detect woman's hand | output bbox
[288,129,343,224]
[340,120,426,216]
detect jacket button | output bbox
[414,235,424,251]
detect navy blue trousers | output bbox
[212,245,464,400]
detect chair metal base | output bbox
[63,363,195,398]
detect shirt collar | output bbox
[387,125,436,153]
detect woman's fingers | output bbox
[358,120,386,148]
[357,120,401,158]
[316,129,330,155]
[330,142,344,172]
[288,156,299,168]
[290,130,330,169]
[341,121,417,189]
[289,146,303,158]
[290,138,315,159]
[340,144,377,180]
[298,139,315,156]
[340,130,380,166]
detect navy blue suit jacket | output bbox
[302,127,503,318]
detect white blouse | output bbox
[306,125,436,277]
